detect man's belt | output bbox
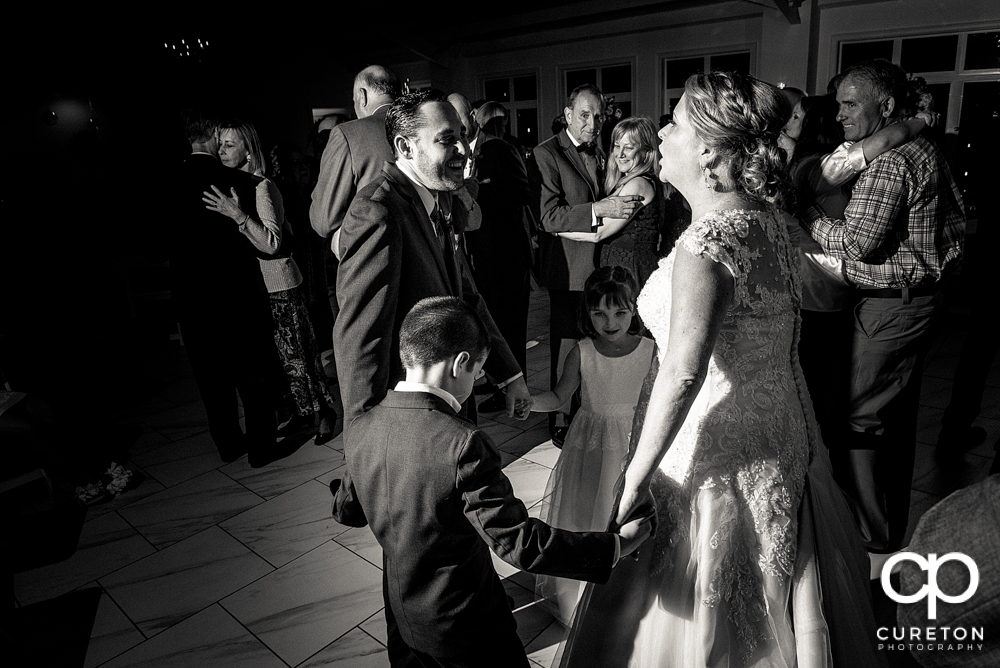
[854,283,939,301]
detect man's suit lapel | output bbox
[557,130,599,199]
[384,163,458,295]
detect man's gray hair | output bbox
[355,65,402,99]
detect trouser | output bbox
[829,290,943,553]
[798,309,852,448]
[940,304,1000,441]
[548,289,583,430]
[182,307,278,460]
[475,265,530,376]
[324,249,345,419]
[383,573,530,668]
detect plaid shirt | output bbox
[804,135,965,288]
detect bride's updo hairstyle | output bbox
[683,71,792,208]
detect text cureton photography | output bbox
[879,551,988,656]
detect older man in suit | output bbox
[310,65,400,433]
[533,84,643,438]
[330,90,533,526]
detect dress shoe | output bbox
[478,393,507,413]
[277,414,314,436]
[315,423,342,445]
[248,440,300,468]
[315,413,344,445]
[550,426,568,449]
[219,438,248,463]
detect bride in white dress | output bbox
[556,72,887,668]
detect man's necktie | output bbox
[430,201,450,254]
[578,144,600,191]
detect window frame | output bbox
[658,44,757,118]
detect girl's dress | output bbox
[556,209,886,668]
[536,335,655,625]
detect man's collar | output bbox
[369,102,392,117]
[565,129,582,148]
[190,149,217,158]
[395,159,438,218]
[394,381,462,413]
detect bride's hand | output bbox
[615,478,651,528]
[617,514,653,558]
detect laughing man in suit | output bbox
[330,90,534,526]
[533,84,643,438]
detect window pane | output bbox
[901,35,959,73]
[612,100,632,120]
[710,52,751,75]
[667,97,681,118]
[956,80,1000,217]
[840,40,893,71]
[515,108,539,147]
[666,57,703,88]
[601,64,631,93]
[484,79,510,103]
[512,75,537,101]
[566,68,597,93]
[965,31,1000,71]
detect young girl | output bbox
[532,265,655,625]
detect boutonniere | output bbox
[597,153,606,172]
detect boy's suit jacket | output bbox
[348,390,616,659]
[532,129,605,291]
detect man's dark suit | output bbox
[465,134,534,374]
[331,161,522,525]
[348,390,616,667]
[171,153,277,459]
[532,129,605,421]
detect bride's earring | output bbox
[703,166,715,190]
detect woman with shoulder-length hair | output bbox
[556,72,886,668]
[556,116,663,289]
[204,119,339,445]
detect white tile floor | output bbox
[12,286,999,667]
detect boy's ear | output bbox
[451,351,471,378]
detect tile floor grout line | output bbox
[294,611,387,668]
[215,602,295,668]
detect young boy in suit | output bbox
[342,296,652,668]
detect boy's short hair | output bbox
[400,297,491,369]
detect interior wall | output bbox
[814,0,998,93]
[453,7,763,131]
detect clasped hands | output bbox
[502,377,533,420]
[594,194,644,220]
[614,480,657,560]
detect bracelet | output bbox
[239,214,249,227]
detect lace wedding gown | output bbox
[556,209,886,668]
